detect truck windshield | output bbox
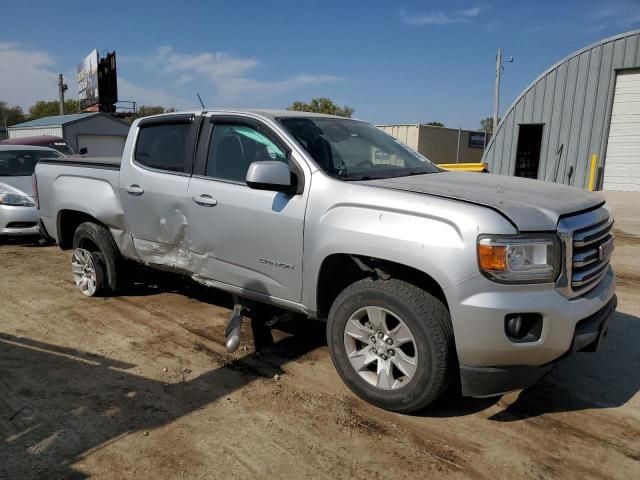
[277,117,440,180]
[0,150,62,176]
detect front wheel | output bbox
[327,278,455,413]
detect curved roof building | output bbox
[482,30,640,191]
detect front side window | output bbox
[206,124,287,182]
[0,149,63,176]
[134,123,191,173]
[277,117,440,180]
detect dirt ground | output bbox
[1,218,639,479]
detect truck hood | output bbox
[0,176,33,197]
[364,172,604,231]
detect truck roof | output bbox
[139,109,355,122]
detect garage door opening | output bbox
[514,124,544,179]
[77,135,126,157]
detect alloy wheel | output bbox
[343,306,418,390]
[71,248,98,296]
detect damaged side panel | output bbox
[132,208,193,271]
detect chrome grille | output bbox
[557,206,614,298]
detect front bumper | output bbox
[446,267,616,367]
[444,265,616,397]
[459,295,617,397]
[0,205,40,236]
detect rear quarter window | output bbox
[134,123,191,173]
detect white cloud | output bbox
[0,42,342,112]
[174,74,193,87]
[400,5,488,26]
[522,3,640,36]
[589,3,640,29]
[157,46,256,79]
[117,77,190,109]
[146,46,343,102]
[0,42,59,109]
[460,7,482,18]
[217,74,345,99]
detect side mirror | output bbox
[246,161,295,193]
[79,147,88,155]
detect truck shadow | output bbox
[489,310,640,421]
[0,316,326,479]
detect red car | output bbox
[0,136,80,156]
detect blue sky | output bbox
[1,0,639,129]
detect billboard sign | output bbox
[98,52,118,111]
[77,49,99,109]
[468,131,490,149]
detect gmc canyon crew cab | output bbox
[34,110,617,413]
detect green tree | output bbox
[480,117,500,133]
[425,121,444,127]
[121,105,177,124]
[288,97,354,117]
[136,105,176,117]
[0,101,26,127]
[28,99,80,120]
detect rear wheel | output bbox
[71,248,105,296]
[72,222,124,296]
[327,278,455,413]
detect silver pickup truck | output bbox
[34,110,616,412]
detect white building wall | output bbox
[8,126,63,139]
[377,125,420,151]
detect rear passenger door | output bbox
[119,114,199,270]
[187,114,309,302]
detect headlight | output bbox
[477,234,560,283]
[0,192,35,207]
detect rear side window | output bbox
[134,123,191,173]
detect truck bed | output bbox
[35,156,125,247]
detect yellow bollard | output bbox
[588,154,598,191]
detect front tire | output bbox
[327,278,455,413]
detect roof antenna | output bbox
[196,92,205,109]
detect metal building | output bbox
[8,112,130,157]
[483,29,640,191]
[377,124,489,164]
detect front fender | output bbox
[301,174,516,312]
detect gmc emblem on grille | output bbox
[598,238,614,260]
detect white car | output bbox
[0,145,64,236]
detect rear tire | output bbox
[72,222,124,295]
[327,278,455,413]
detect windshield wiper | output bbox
[342,175,373,181]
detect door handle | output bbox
[126,184,144,196]
[193,194,217,207]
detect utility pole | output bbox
[58,74,68,115]
[493,48,513,133]
[493,48,502,133]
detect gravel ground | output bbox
[0,198,638,479]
